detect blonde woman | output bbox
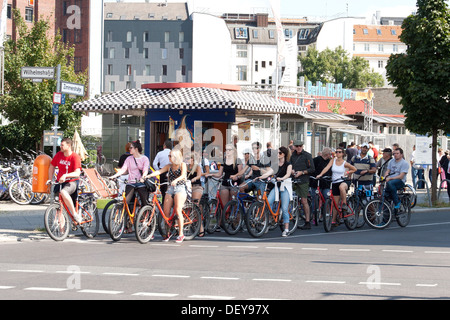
[207,144,243,206]
[146,149,188,243]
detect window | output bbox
[74,57,82,73]
[182,65,186,76]
[378,60,384,68]
[143,48,148,59]
[25,7,33,22]
[236,44,247,58]
[164,32,170,43]
[126,81,131,89]
[255,61,258,72]
[179,48,184,59]
[125,48,130,59]
[364,43,370,52]
[378,44,384,52]
[74,29,82,43]
[145,65,151,76]
[127,31,132,42]
[126,65,132,76]
[179,32,184,43]
[377,29,382,35]
[110,81,115,92]
[261,61,266,68]
[62,29,69,43]
[107,31,113,42]
[236,66,247,81]
[7,4,11,19]
[143,32,149,42]
[253,29,258,39]
[109,48,115,59]
[393,44,399,52]
[363,29,368,35]
[284,29,293,38]
[391,29,397,35]
[107,64,113,75]
[269,30,275,39]
[162,65,168,76]
[162,48,168,60]
[299,29,310,40]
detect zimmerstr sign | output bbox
[61,81,85,97]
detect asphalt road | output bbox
[1,209,450,302]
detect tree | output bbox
[0,9,87,151]
[386,0,450,204]
[299,46,385,88]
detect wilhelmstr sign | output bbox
[21,67,55,80]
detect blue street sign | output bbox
[52,104,59,115]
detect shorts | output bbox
[166,185,187,197]
[331,181,349,196]
[54,180,79,204]
[192,185,204,194]
[243,179,265,195]
[293,181,309,198]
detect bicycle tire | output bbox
[102,198,119,234]
[222,200,243,235]
[80,199,99,239]
[158,207,173,240]
[364,199,392,229]
[311,193,320,226]
[181,202,202,240]
[205,199,221,234]
[403,184,417,209]
[348,195,365,228]
[396,196,411,227]
[108,202,126,241]
[323,198,333,232]
[9,180,33,205]
[246,201,269,238]
[285,200,299,234]
[44,203,70,241]
[135,205,158,244]
[343,201,357,230]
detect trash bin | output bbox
[32,154,52,194]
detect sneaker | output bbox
[175,235,185,243]
[300,222,311,230]
[281,230,289,237]
[74,214,83,225]
[394,202,401,210]
[163,233,172,242]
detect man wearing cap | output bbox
[376,148,393,179]
[291,141,315,229]
[350,142,377,190]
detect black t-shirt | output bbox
[275,161,291,179]
[222,158,242,186]
[310,156,331,189]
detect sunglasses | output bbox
[335,151,343,153]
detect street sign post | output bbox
[43,130,64,147]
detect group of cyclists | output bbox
[47,137,410,242]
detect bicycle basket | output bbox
[144,177,157,193]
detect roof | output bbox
[72,86,307,116]
[104,2,189,21]
[281,98,380,115]
[353,25,403,43]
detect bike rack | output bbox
[437,179,450,202]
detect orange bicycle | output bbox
[245,178,299,238]
[135,179,202,244]
[44,182,99,241]
[108,182,146,241]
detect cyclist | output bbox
[290,140,315,230]
[207,144,243,207]
[384,147,409,210]
[350,142,377,190]
[47,138,82,224]
[310,147,333,219]
[317,146,356,226]
[109,140,150,218]
[265,146,293,237]
[146,149,187,243]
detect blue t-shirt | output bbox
[387,158,409,183]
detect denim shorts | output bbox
[166,185,187,196]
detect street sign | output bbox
[21,67,55,80]
[52,104,59,116]
[61,81,85,97]
[43,130,64,147]
[53,92,62,104]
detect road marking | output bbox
[189,295,234,300]
[152,274,190,278]
[102,273,139,277]
[339,248,370,252]
[301,247,328,251]
[201,276,240,280]
[24,287,68,292]
[0,286,15,290]
[359,282,401,286]
[227,245,259,249]
[265,246,293,250]
[132,292,179,297]
[424,251,450,254]
[253,278,292,282]
[8,269,44,273]
[416,283,438,287]
[306,280,346,284]
[56,270,91,274]
[382,249,414,253]
[189,245,220,248]
[78,289,123,295]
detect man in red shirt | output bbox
[47,138,82,224]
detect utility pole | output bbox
[52,64,61,157]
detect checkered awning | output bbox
[72,87,307,116]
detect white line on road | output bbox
[306,280,346,284]
[0,286,15,289]
[339,248,371,252]
[102,273,139,277]
[253,278,292,282]
[201,276,240,280]
[24,287,68,292]
[227,245,259,249]
[132,292,179,297]
[265,247,293,250]
[359,282,401,286]
[188,295,235,300]
[152,274,190,278]
[382,249,414,253]
[416,283,438,287]
[78,289,124,295]
[424,251,450,254]
[301,247,328,251]
[8,269,44,273]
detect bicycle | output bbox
[108,181,146,241]
[308,176,331,226]
[323,177,357,232]
[44,182,99,241]
[246,178,299,238]
[203,176,225,234]
[346,176,375,228]
[221,180,254,235]
[364,177,412,229]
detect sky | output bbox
[104,0,450,20]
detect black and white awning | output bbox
[72,87,307,116]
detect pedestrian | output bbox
[290,140,315,230]
[47,138,82,224]
[439,150,450,200]
[345,142,357,161]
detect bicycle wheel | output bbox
[102,198,118,234]
[158,208,173,240]
[402,184,417,209]
[205,199,221,234]
[80,199,99,239]
[364,199,392,229]
[246,201,269,238]
[9,180,33,205]
[343,201,357,230]
[181,203,201,240]
[44,203,70,241]
[222,200,243,235]
[135,205,158,244]
[285,200,299,234]
[323,198,333,232]
[348,195,365,228]
[396,196,411,227]
[108,202,126,241]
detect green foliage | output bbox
[386,0,450,136]
[0,9,88,150]
[299,46,384,88]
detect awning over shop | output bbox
[314,122,385,137]
[72,86,307,116]
[372,115,405,125]
[302,111,354,121]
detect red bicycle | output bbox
[323,178,357,232]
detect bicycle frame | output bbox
[115,190,139,226]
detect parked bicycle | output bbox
[44,182,99,241]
